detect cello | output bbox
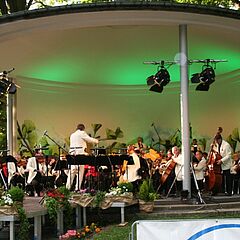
[159,151,176,185]
[207,129,223,193]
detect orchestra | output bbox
[1,126,240,199]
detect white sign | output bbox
[136,219,240,240]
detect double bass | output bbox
[207,128,223,193]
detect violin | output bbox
[36,155,45,164]
[127,144,146,156]
[17,159,27,167]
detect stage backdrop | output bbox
[16,68,240,150]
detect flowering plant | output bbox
[0,186,25,206]
[0,188,29,240]
[105,180,133,197]
[79,188,96,196]
[44,186,72,226]
[59,223,101,240]
[0,193,13,206]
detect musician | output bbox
[159,150,176,195]
[123,148,141,191]
[191,139,202,155]
[213,133,233,196]
[231,151,240,195]
[192,151,207,192]
[66,123,99,191]
[133,137,147,155]
[7,154,26,189]
[25,153,46,196]
[191,139,202,163]
[53,154,68,188]
[172,146,183,196]
[42,156,56,189]
[151,152,164,192]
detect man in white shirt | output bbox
[66,124,99,191]
[172,146,183,196]
[214,133,233,196]
[25,153,46,196]
[193,151,207,192]
[7,155,25,189]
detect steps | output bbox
[139,194,240,218]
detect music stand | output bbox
[66,155,94,165]
[54,159,68,171]
[40,132,69,193]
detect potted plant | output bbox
[43,186,73,229]
[4,187,29,240]
[138,179,158,213]
[7,186,25,205]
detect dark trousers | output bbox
[233,173,240,194]
[161,170,176,195]
[42,176,56,189]
[222,169,233,195]
[191,177,204,196]
[10,174,25,189]
[27,172,43,196]
[176,180,183,196]
[55,171,67,188]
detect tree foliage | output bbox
[17,120,37,156]
[176,0,237,8]
[0,0,238,15]
[0,96,7,150]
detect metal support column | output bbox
[179,24,191,196]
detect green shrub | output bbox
[138,179,158,202]
[7,186,24,202]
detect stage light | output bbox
[0,70,16,95]
[191,64,215,91]
[145,59,225,93]
[146,62,170,93]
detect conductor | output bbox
[66,123,99,191]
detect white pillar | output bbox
[179,24,191,196]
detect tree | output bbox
[0,0,29,14]
[0,95,7,151]
[0,0,238,15]
[175,0,235,8]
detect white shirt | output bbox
[70,129,99,155]
[172,154,183,181]
[193,157,207,180]
[123,152,141,182]
[213,140,232,171]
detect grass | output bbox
[93,211,240,240]
[94,224,132,240]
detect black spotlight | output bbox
[147,65,170,93]
[0,71,16,95]
[191,65,215,91]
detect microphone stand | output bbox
[44,132,69,156]
[43,132,69,187]
[39,132,69,203]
